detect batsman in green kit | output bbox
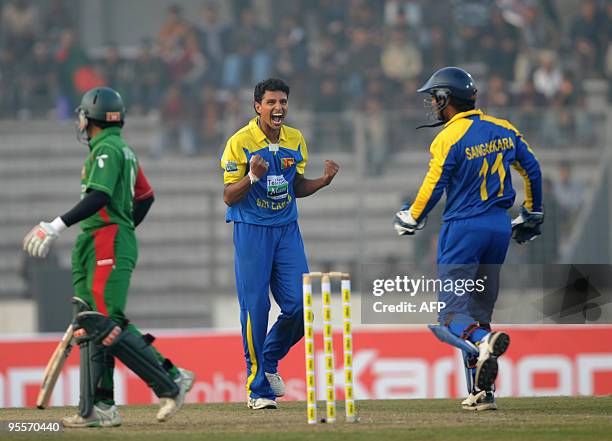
[23,87,194,428]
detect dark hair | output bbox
[449,95,475,112]
[254,78,290,103]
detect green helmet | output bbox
[76,87,126,123]
[76,87,125,143]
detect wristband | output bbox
[248,171,260,185]
[50,216,68,233]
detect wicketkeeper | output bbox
[23,87,194,427]
[394,67,543,410]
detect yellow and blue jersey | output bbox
[408,109,542,222]
[220,117,308,226]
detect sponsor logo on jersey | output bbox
[225,161,238,172]
[97,258,114,266]
[267,175,289,200]
[96,154,108,168]
[281,158,295,169]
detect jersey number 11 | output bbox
[479,152,506,201]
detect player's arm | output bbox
[133,165,155,227]
[511,135,542,213]
[293,160,339,198]
[511,134,544,243]
[223,155,268,206]
[23,144,120,258]
[395,139,456,235]
[23,190,111,258]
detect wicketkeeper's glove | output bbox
[511,206,544,244]
[23,221,61,258]
[393,209,427,236]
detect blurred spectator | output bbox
[545,73,592,145]
[423,25,453,72]
[163,35,207,90]
[514,81,546,134]
[313,75,344,113]
[99,43,133,104]
[527,177,561,263]
[532,50,562,101]
[0,47,20,117]
[151,83,197,159]
[276,16,310,105]
[361,79,389,176]
[384,0,423,29]
[196,3,229,84]
[345,27,382,99]
[132,39,167,115]
[570,0,603,78]
[55,28,89,113]
[195,84,223,152]
[553,161,584,217]
[221,9,270,90]
[451,0,492,63]
[519,4,558,51]
[480,74,511,110]
[346,0,381,29]
[22,41,57,118]
[1,0,40,54]
[158,4,192,57]
[43,0,73,40]
[513,4,559,85]
[486,10,520,81]
[380,27,422,82]
[220,92,248,142]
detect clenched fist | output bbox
[248,154,269,184]
[323,160,339,185]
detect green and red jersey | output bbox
[79,127,153,231]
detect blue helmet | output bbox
[417,67,477,102]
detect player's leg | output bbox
[104,225,194,421]
[435,215,508,408]
[233,222,276,407]
[103,227,182,380]
[64,231,121,427]
[469,211,512,397]
[65,225,190,426]
[263,221,309,396]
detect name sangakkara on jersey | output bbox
[465,136,515,160]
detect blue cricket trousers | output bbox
[233,221,308,399]
[437,207,512,325]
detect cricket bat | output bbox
[36,323,75,409]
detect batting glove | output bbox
[23,218,65,258]
[393,209,426,236]
[511,206,544,244]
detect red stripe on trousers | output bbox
[92,224,118,316]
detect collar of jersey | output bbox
[89,126,122,149]
[249,117,288,144]
[444,109,483,128]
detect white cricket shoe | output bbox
[475,331,510,391]
[62,404,122,428]
[247,397,278,410]
[462,390,497,411]
[265,372,285,397]
[156,368,195,422]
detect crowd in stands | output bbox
[1,0,611,157]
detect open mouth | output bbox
[271,113,284,125]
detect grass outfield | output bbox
[1,397,611,441]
